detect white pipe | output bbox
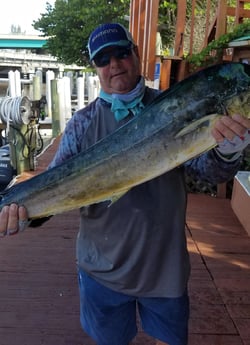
[62,76,72,121]
[57,79,66,132]
[88,75,100,103]
[46,70,55,118]
[14,70,21,97]
[77,76,85,109]
[8,71,16,97]
[33,75,42,100]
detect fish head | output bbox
[224,89,250,119]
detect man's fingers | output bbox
[232,114,250,130]
[18,206,30,232]
[0,206,9,236]
[6,204,19,235]
[212,115,250,143]
[0,204,28,237]
[18,205,29,221]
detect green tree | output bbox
[148,0,219,56]
[158,0,177,49]
[33,0,130,65]
[33,0,182,65]
[33,0,221,65]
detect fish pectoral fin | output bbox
[175,113,222,138]
[108,190,130,207]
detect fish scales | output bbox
[0,62,250,219]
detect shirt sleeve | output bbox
[48,106,93,168]
[185,148,242,185]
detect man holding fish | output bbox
[0,23,250,345]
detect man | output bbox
[0,23,250,345]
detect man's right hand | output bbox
[0,204,29,237]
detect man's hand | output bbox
[0,204,29,237]
[212,114,250,156]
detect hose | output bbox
[0,96,31,132]
[0,96,43,170]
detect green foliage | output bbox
[33,0,250,70]
[158,0,177,49]
[33,0,182,65]
[186,21,250,68]
[33,0,130,66]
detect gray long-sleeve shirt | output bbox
[49,87,240,297]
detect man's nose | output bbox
[109,55,121,66]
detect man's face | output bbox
[93,45,141,94]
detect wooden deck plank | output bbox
[0,137,250,345]
[187,193,250,344]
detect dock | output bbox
[0,137,249,345]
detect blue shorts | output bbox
[78,269,189,345]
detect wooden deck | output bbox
[0,138,250,345]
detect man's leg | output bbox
[138,291,189,345]
[78,268,137,345]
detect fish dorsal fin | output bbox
[175,113,221,139]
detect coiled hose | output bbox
[0,96,31,130]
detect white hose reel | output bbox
[0,96,32,127]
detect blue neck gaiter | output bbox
[99,77,146,121]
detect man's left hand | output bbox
[212,114,250,155]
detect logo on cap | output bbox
[88,23,135,60]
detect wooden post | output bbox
[175,0,187,57]
[130,0,159,81]
[176,60,188,81]
[204,0,211,47]
[160,59,172,90]
[216,0,227,39]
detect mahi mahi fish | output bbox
[0,62,250,219]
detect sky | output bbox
[0,0,56,35]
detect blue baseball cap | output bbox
[88,23,135,60]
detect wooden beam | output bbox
[204,0,250,48]
[189,0,196,56]
[216,0,227,39]
[175,0,187,56]
[160,59,172,90]
[206,16,217,44]
[129,0,139,42]
[235,0,250,23]
[227,6,250,19]
[130,0,159,81]
[145,0,159,80]
[204,0,211,47]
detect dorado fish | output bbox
[0,62,250,219]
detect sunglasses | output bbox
[93,46,133,67]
